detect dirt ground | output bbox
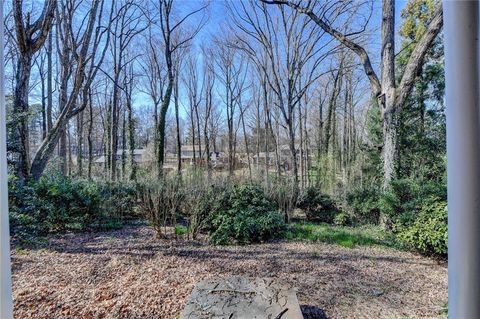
[12,225,447,319]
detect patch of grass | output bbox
[15,236,48,250]
[15,247,28,255]
[285,222,401,249]
[439,302,448,318]
[175,224,188,236]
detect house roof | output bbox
[94,149,150,163]
[181,145,201,152]
[115,149,145,156]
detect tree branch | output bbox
[260,0,381,97]
[395,3,443,111]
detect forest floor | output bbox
[12,225,447,319]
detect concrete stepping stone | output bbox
[180,276,304,319]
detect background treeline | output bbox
[5,0,446,257]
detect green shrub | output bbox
[333,212,350,226]
[296,186,339,223]
[379,178,446,229]
[185,182,224,239]
[98,181,138,225]
[175,224,188,236]
[9,175,49,238]
[346,186,381,225]
[208,183,286,245]
[9,175,135,237]
[396,197,447,256]
[35,176,103,231]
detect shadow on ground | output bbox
[301,305,328,319]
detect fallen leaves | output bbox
[12,225,447,319]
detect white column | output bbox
[0,1,13,318]
[445,1,480,318]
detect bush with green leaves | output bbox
[346,186,381,225]
[333,212,350,226]
[9,175,135,237]
[207,183,286,245]
[184,182,222,239]
[396,197,447,256]
[34,176,103,231]
[9,175,49,238]
[296,186,339,223]
[379,178,446,230]
[98,181,138,223]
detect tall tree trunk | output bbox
[194,103,202,165]
[121,109,127,179]
[286,104,299,186]
[40,65,47,139]
[47,32,53,132]
[304,101,311,187]
[325,61,343,155]
[316,93,324,187]
[76,111,84,176]
[11,0,56,181]
[157,77,173,178]
[59,127,68,175]
[105,100,112,176]
[189,100,197,168]
[110,84,120,181]
[87,93,94,179]
[174,71,182,174]
[240,106,252,180]
[12,54,33,181]
[255,94,261,174]
[262,0,443,190]
[127,94,136,181]
[263,78,270,186]
[380,0,396,189]
[298,98,304,189]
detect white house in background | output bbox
[177,145,227,167]
[94,149,152,165]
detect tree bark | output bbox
[12,54,33,180]
[30,0,101,180]
[11,0,56,181]
[157,77,173,177]
[76,110,84,176]
[87,92,94,179]
[47,31,53,132]
[174,69,182,173]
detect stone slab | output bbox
[180,276,304,319]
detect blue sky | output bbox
[134,0,410,118]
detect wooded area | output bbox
[6,0,447,259]
[5,0,448,317]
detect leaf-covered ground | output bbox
[12,225,447,319]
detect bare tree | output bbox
[11,0,56,181]
[154,0,207,177]
[106,1,147,181]
[123,62,137,181]
[30,0,112,180]
[184,53,203,168]
[202,47,216,176]
[262,0,443,187]
[212,38,249,176]
[230,0,333,188]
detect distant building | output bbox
[94,149,152,165]
[93,146,233,171]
